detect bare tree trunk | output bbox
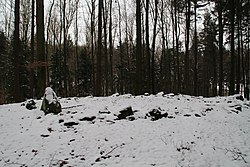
[174,0,180,93]
[184,0,191,94]
[36,0,46,99]
[194,0,198,96]
[236,0,241,94]
[63,0,68,97]
[117,1,124,94]
[166,15,171,93]
[218,0,224,96]
[96,0,103,96]
[103,0,109,95]
[145,0,151,93]
[229,0,235,95]
[136,0,142,95]
[14,0,21,102]
[30,0,35,98]
[160,1,165,92]
[91,0,96,95]
[109,0,113,94]
[151,0,158,94]
[46,0,55,86]
[246,22,250,100]
[75,0,79,93]
[171,1,176,92]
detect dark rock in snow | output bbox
[64,122,79,127]
[99,111,111,114]
[235,106,242,112]
[116,106,134,120]
[229,105,242,113]
[79,116,96,122]
[95,155,112,162]
[236,95,244,101]
[46,101,62,115]
[128,116,135,121]
[26,99,37,110]
[41,134,50,138]
[47,127,54,133]
[195,114,201,117]
[183,114,191,117]
[59,119,64,123]
[205,108,213,112]
[147,109,168,121]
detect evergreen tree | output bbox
[19,40,31,99]
[201,12,218,96]
[76,49,93,96]
[50,50,64,96]
[0,32,9,103]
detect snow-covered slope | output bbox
[0,94,250,167]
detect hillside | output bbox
[0,93,250,167]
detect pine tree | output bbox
[50,50,64,96]
[0,32,9,103]
[19,40,31,99]
[76,49,93,96]
[201,12,218,96]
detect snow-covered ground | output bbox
[0,93,250,167]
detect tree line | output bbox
[0,0,249,104]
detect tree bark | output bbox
[194,0,198,96]
[218,0,223,96]
[236,0,241,94]
[136,0,142,95]
[96,0,103,96]
[103,1,109,95]
[184,0,191,94]
[173,0,180,93]
[109,0,113,94]
[151,0,158,94]
[14,0,21,102]
[30,0,35,98]
[91,0,96,95]
[229,0,235,95]
[145,0,150,93]
[36,0,46,99]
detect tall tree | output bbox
[145,0,150,92]
[13,0,21,102]
[136,0,142,95]
[109,0,113,94]
[151,0,159,94]
[217,0,224,96]
[174,0,181,93]
[63,0,68,96]
[36,0,46,98]
[184,0,191,94]
[103,0,109,95]
[229,0,235,95]
[0,31,9,103]
[236,0,242,94]
[193,0,198,96]
[96,0,103,96]
[30,0,35,98]
[202,12,218,96]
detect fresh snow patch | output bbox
[0,94,250,166]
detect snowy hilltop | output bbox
[0,93,250,167]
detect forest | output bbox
[0,0,249,104]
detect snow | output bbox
[44,87,58,104]
[0,94,250,167]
